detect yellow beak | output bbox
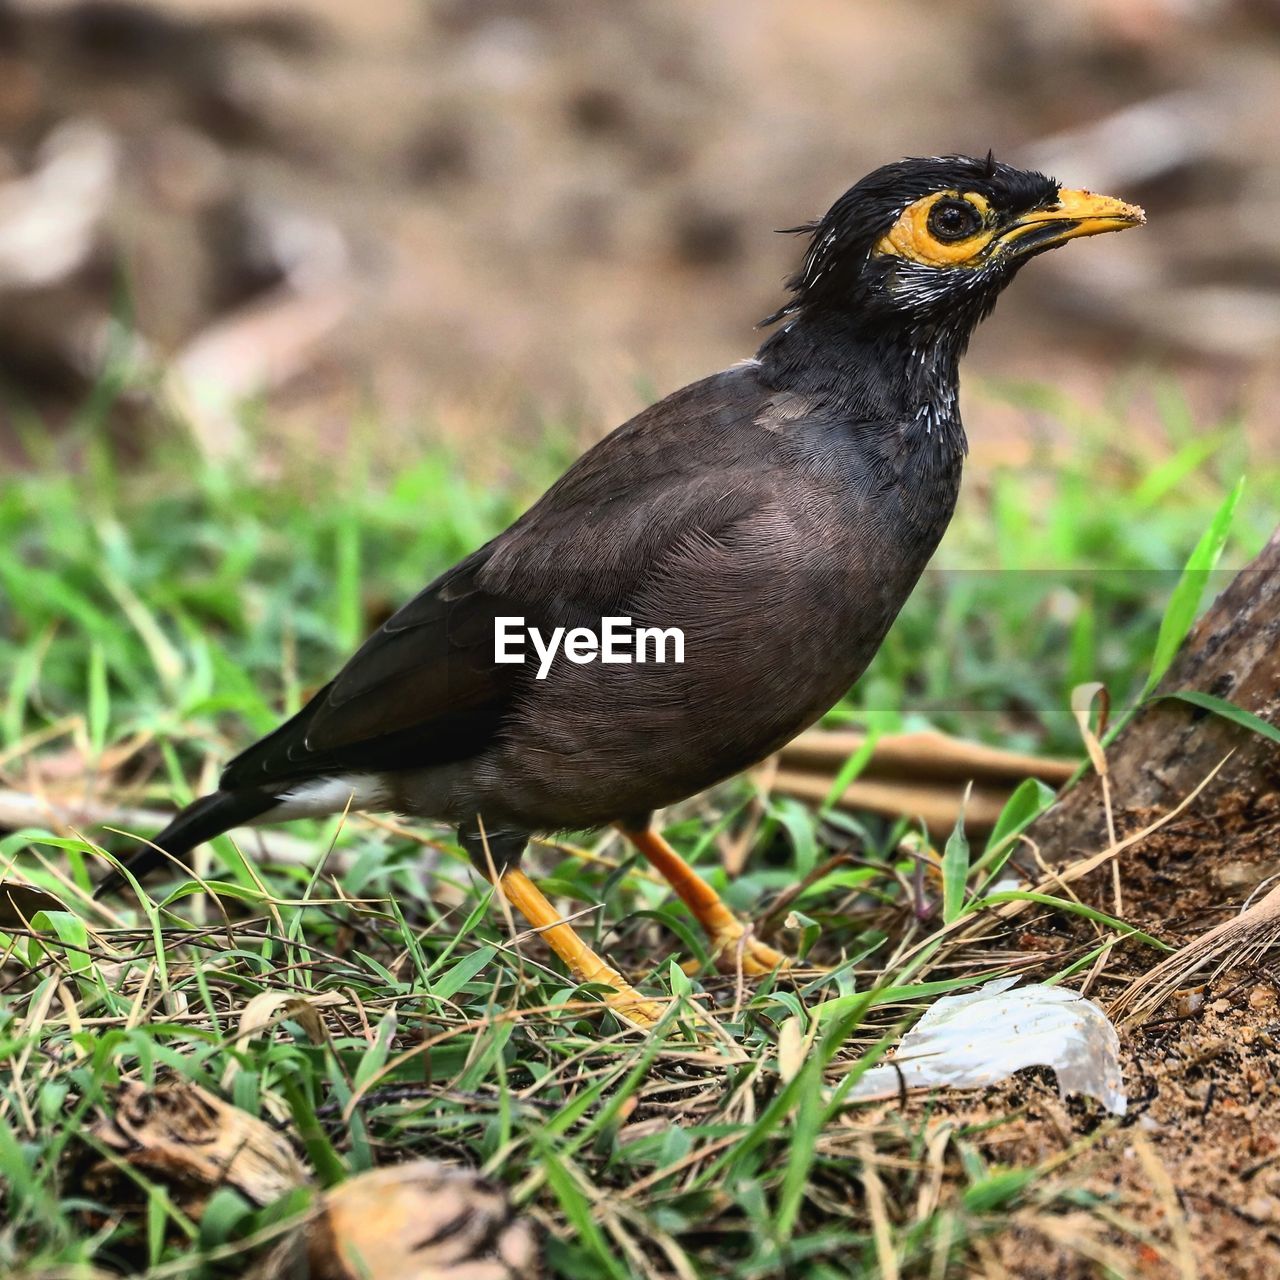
[999,189,1146,257]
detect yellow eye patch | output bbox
[875,191,993,267]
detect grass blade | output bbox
[1156,690,1280,746]
[941,798,970,924]
[1142,476,1243,696]
[973,777,1057,876]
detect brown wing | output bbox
[219,364,786,792]
[218,551,527,788]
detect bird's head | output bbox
[766,154,1144,341]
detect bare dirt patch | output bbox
[922,800,1280,1277]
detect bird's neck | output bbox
[756,312,969,459]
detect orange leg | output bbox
[496,867,664,1028]
[618,825,794,977]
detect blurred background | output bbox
[2,0,1280,775]
[1,0,1279,470]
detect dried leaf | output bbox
[222,990,347,1092]
[1070,682,1110,775]
[236,989,345,1046]
[777,1015,805,1084]
[779,728,1077,784]
[767,769,1011,837]
[255,1161,540,1280]
[89,1079,309,1212]
[767,728,1077,836]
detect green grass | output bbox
[0,377,1274,1277]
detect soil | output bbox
[915,798,1280,1277]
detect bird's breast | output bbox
[477,450,961,831]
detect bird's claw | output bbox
[684,918,797,977]
[602,990,668,1029]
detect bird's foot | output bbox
[599,985,667,1030]
[569,953,673,1029]
[686,916,796,977]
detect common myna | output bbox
[97,155,1143,1026]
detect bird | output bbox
[96,154,1143,1027]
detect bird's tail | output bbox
[94,789,277,899]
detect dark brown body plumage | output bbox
[97,154,1141,892]
[462,362,961,835]
[204,353,960,858]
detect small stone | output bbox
[1246,1196,1275,1223]
[1215,861,1261,888]
[1173,987,1206,1018]
[1249,985,1276,1011]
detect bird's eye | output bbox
[927,199,981,242]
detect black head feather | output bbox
[762,154,1060,330]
